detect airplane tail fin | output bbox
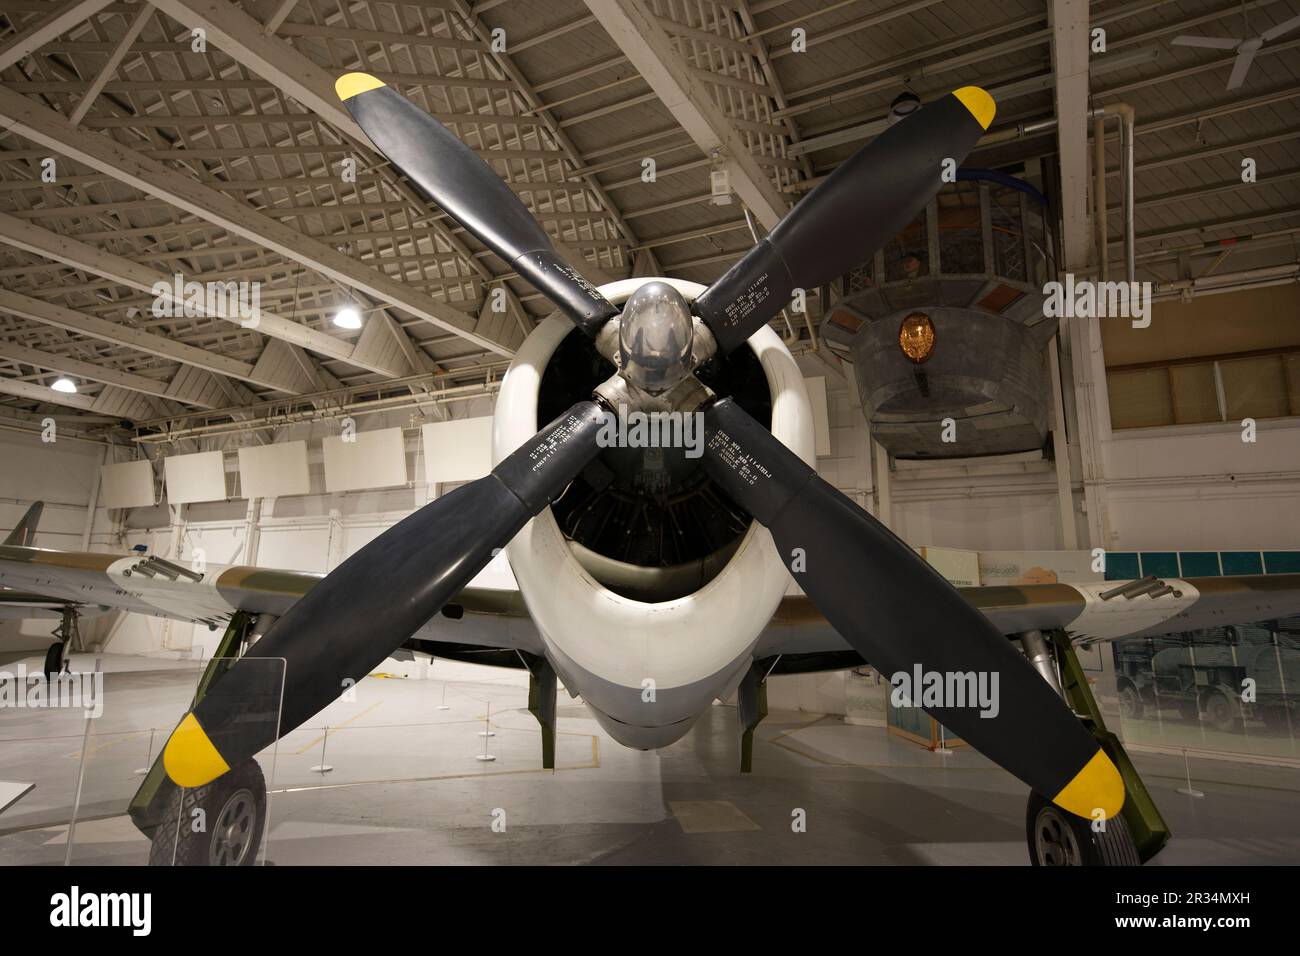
[4,501,44,547]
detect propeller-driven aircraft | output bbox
[4,77,1299,866]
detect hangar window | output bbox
[1104,284,1300,430]
[1107,347,1300,429]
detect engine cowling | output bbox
[492,278,815,748]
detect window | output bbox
[1108,367,1174,428]
[1107,348,1300,429]
[1221,354,1289,420]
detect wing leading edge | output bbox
[3,542,1299,665]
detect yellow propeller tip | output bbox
[336,72,385,101]
[1052,748,1126,821]
[162,712,230,788]
[953,86,996,130]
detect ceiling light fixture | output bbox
[333,305,363,330]
[888,89,922,126]
[51,377,78,393]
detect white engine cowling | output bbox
[491,278,815,748]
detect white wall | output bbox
[1099,419,1300,550]
[0,427,103,551]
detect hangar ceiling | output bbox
[0,0,1296,442]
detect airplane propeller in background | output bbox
[163,73,1123,824]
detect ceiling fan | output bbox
[1172,9,1300,90]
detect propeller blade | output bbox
[1260,13,1300,42]
[336,73,619,337]
[700,398,1124,820]
[694,87,995,355]
[1170,35,1241,50]
[1227,45,1257,89]
[162,401,613,787]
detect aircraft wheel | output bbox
[1200,688,1240,733]
[148,760,267,866]
[1026,791,1140,866]
[42,640,64,680]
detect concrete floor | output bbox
[2,653,1298,866]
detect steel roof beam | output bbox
[0,338,219,408]
[0,0,117,71]
[0,287,263,399]
[0,84,512,359]
[152,0,610,287]
[0,211,411,379]
[582,0,787,230]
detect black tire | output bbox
[1026,791,1140,866]
[42,640,64,680]
[148,760,267,866]
[1200,688,1240,733]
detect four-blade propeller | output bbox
[162,73,1123,824]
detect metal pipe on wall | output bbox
[982,102,1137,285]
[1152,262,1300,299]
[1109,101,1137,285]
[1082,104,1136,286]
[1156,276,1300,299]
[1093,116,1107,282]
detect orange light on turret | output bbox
[898,311,936,363]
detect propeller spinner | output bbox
[615,280,696,394]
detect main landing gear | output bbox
[43,606,81,679]
[1026,791,1141,866]
[147,759,267,866]
[1022,629,1169,866]
[130,610,278,866]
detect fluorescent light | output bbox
[333,305,363,330]
[51,377,78,394]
